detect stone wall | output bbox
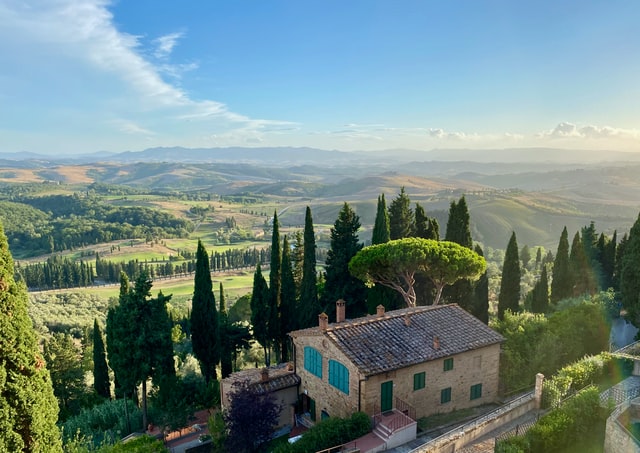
[293,331,363,421]
[293,331,501,421]
[362,344,501,418]
[604,401,640,453]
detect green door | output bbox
[381,380,393,412]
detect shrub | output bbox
[274,412,371,453]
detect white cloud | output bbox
[153,32,183,59]
[539,122,640,140]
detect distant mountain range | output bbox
[3,146,640,168]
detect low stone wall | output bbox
[604,400,640,453]
[409,392,536,453]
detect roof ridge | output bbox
[327,303,454,332]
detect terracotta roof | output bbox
[223,362,300,394]
[295,304,504,376]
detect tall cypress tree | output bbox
[570,231,597,296]
[443,196,474,310]
[299,207,320,329]
[498,232,521,320]
[291,230,304,295]
[322,202,368,318]
[599,230,617,290]
[445,196,472,248]
[530,266,549,314]
[219,283,233,379]
[388,187,414,240]
[621,213,640,325]
[372,194,390,244]
[415,203,439,240]
[0,220,62,452]
[107,271,174,431]
[93,318,111,399]
[280,236,296,361]
[471,245,489,323]
[268,211,282,363]
[367,194,398,312]
[190,240,219,384]
[551,226,573,304]
[613,232,628,292]
[250,264,271,365]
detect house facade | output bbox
[289,302,504,422]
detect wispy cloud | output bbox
[538,122,640,140]
[153,32,183,59]
[0,0,294,145]
[110,119,155,136]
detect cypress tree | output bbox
[0,224,62,452]
[372,194,390,244]
[367,194,399,312]
[530,266,550,314]
[299,207,320,329]
[443,196,474,310]
[570,231,597,296]
[251,264,271,365]
[598,231,617,290]
[621,213,640,325]
[280,236,296,361]
[93,318,110,399]
[415,203,439,240]
[107,270,174,433]
[613,232,628,291]
[190,240,219,384]
[388,187,414,240]
[291,230,304,295]
[219,283,233,379]
[269,211,282,363]
[445,196,472,248]
[498,232,521,320]
[551,226,573,304]
[322,202,368,318]
[471,245,489,324]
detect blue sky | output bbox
[1,0,639,155]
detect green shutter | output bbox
[441,387,452,404]
[413,372,425,390]
[443,357,454,371]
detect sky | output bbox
[1,0,639,155]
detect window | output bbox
[413,371,426,391]
[304,346,322,378]
[443,357,454,371]
[441,387,452,404]
[328,360,350,394]
[470,383,483,400]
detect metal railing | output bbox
[408,390,535,453]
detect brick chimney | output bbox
[433,335,440,350]
[318,312,328,331]
[336,299,346,323]
[404,313,411,327]
[376,304,385,317]
[261,368,269,382]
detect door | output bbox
[381,380,393,412]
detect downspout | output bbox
[358,375,367,413]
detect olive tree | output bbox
[349,237,486,307]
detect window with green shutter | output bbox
[470,383,482,400]
[304,346,323,378]
[413,371,426,391]
[441,387,452,404]
[443,357,454,371]
[328,360,350,394]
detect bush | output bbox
[541,352,632,408]
[505,386,611,453]
[62,398,143,447]
[274,412,371,453]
